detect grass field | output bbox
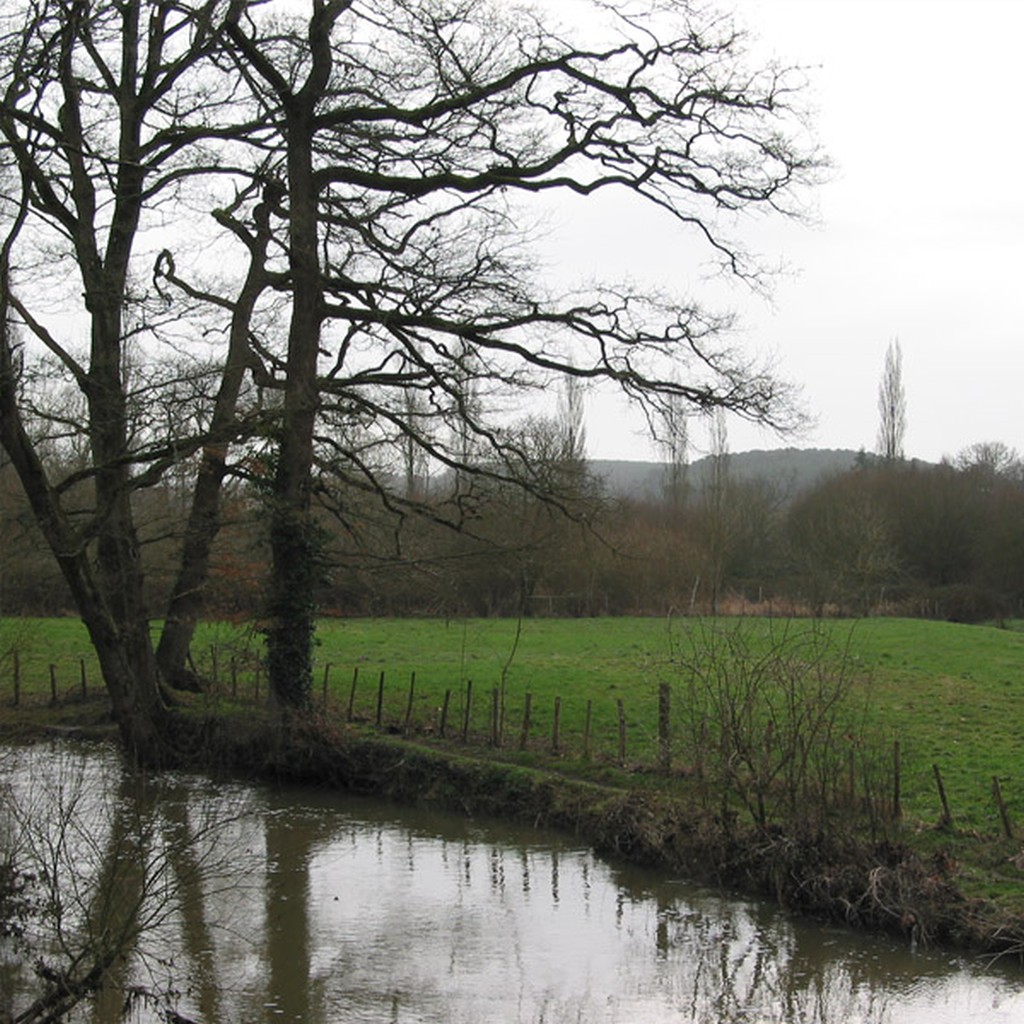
[5,614,1024,902]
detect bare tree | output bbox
[152,189,282,692]
[700,408,732,614]
[557,377,587,465]
[220,0,820,707]
[656,391,690,509]
[953,440,1023,484]
[0,0,268,756]
[0,0,821,721]
[876,338,907,462]
[400,385,429,500]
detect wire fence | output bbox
[4,641,1019,844]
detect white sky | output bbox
[559,0,1024,463]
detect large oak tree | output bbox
[223,0,820,708]
[0,0,820,752]
[0,0,263,758]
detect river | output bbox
[1,741,1022,1023]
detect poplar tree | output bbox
[877,339,907,462]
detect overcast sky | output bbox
[563,0,1024,463]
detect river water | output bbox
[2,742,1023,1024]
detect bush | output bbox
[669,620,887,837]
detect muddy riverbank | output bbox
[185,711,1024,964]
[4,700,1024,965]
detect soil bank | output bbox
[192,713,1024,964]
[4,703,1024,965]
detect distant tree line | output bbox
[4,436,1022,625]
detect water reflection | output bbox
[1,743,1023,1023]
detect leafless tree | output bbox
[221,0,821,707]
[0,0,821,721]
[656,391,690,509]
[0,1,285,744]
[558,377,587,465]
[953,440,1023,484]
[699,408,732,614]
[876,338,906,462]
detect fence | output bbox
[2,647,1017,841]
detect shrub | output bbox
[670,620,887,837]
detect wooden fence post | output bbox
[617,698,627,766]
[892,739,901,820]
[695,720,708,783]
[322,663,332,709]
[932,763,953,828]
[490,687,501,747]
[49,664,57,704]
[230,658,238,698]
[405,672,417,735]
[461,679,473,742]
[658,682,671,772]
[993,776,1014,839]
[376,670,385,727]
[583,699,592,760]
[439,688,452,738]
[347,667,359,722]
[79,659,87,699]
[12,650,19,707]
[551,696,562,755]
[518,692,532,751]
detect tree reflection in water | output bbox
[1,744,1022,1024]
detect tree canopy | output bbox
[0,0,821,758]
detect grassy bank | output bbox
[4,614,1024,937]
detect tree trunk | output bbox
[224,2,343,712]
[65,539,168,762]
[0,354,169,761]
[0,198,170,763]
[156,452,229,691]
[265,99,323,711]
[156,202,273,690]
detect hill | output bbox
[589,447,868,499]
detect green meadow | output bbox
[5,614,1024,901]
